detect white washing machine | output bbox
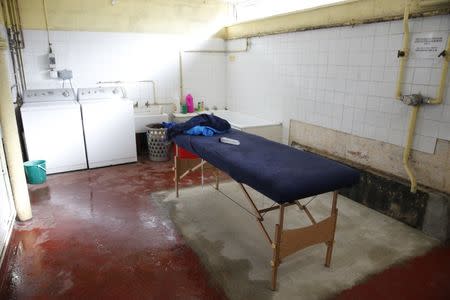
[21,89,87,174]
[78,87,137,168]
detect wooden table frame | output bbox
[174,145,339,291]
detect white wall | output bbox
[21,30,227,110]
[182,51,227,110]
[0,25,17,268]
[0,127,16,268]
[227,15,450,153]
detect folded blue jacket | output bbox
[164,114,231,139]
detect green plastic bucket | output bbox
[24,160,47,184]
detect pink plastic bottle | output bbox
[185,94,194,113]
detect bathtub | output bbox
[211,110,282,142]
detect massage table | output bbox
[173,129,359,290]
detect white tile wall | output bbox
[182,51,226,110]
[20,30,227,110]
[227,15,450,153]
[5,16,450,154]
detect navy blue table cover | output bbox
[173,129,359,204]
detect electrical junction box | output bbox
[48,52,56,69]
[57,69,73,80]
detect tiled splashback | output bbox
[20,30,227,111]
[227,15,450,153]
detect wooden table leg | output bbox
[271,204,285,291]
[325,191,338,267]
[215,170,219,190]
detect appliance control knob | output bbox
[62,91,70,97]
[112,88,119,95]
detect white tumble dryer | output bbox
[21,89,87,174]
[78,87,137,168]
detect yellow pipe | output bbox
[400,34,448,193]
[403,105,419,193]
[395,1,417,193]
[395,2,409,99]
[428,36,450,105]
[0,38,32,221]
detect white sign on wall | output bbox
[411,33,447,58]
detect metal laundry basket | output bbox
[146,124,171,162]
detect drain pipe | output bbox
[395,3,409,99]
[402,105,418,193]
[0,38,32,221]
[395,1,419,193]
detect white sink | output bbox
[134,112,169,133]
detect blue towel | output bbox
[185,126,223,136]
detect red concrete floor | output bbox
[0,159,227,299]
[335,244,450,300]
[1,157,450,300]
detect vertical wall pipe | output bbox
[402,105,418,193]
[429,36,450,104]
[395,1,418,193]
[0,38,32,221]
[395,3,409,99]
